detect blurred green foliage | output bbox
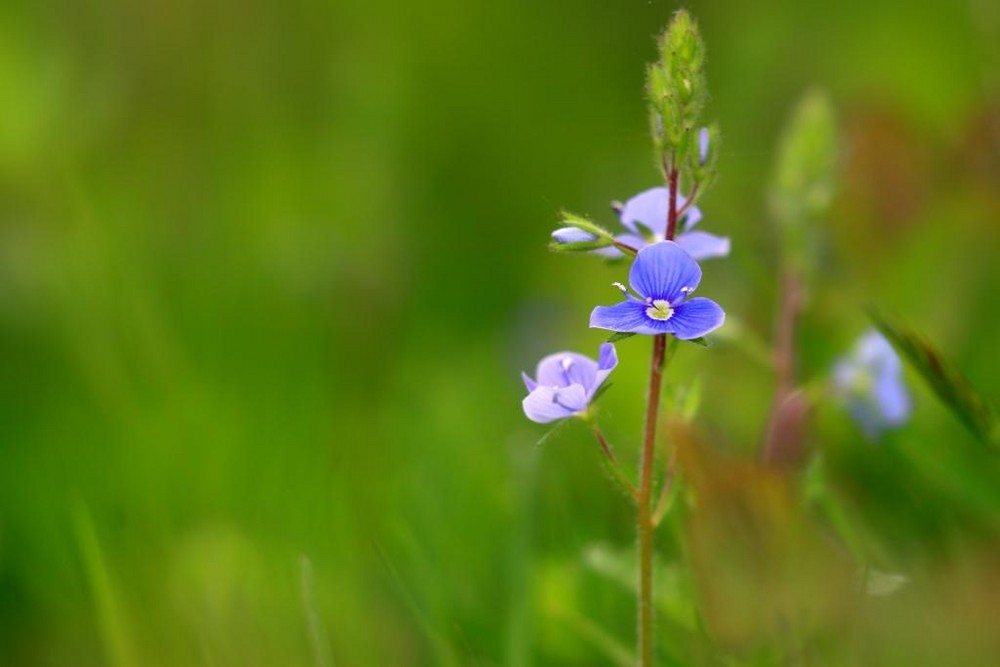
[1,0,999,665]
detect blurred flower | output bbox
[833,330,910,438]
[606,186,730,261]
[590,241,725,339]
[521,343,618,423]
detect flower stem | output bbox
[665,166,680,241]
[638,333,667,667]
[763,268,803,463]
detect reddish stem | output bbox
[637,333,667,667]
[665,168,679,241]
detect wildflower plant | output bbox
[521,11,724,665]
[517,10,1000,667]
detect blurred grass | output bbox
[1,0,998,664]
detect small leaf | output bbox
[684,336,709,347]
[547,239,613,253]
[870,309,1000,450]
[606,331,636,343]
[632,220,657,243]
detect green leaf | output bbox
[871,310,1000,450]
[606,331,636,343]
[548,239,612,253]
[684,336,709,347]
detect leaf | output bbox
[548,239,613,253]
[606,331,636,343]
[684,336,709,347]
[870,309,1000,450]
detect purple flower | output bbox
[522,343,618,423]
[603,187,730,261]
[833,330,911,439]
[589,241,725,339]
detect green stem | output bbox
[638,333,667,667]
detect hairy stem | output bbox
[665,167,680,241]
[638,333,667,667]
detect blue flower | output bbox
[522,343,618,423]
[604,187,730,261]
[833,330,911,439]
[589,241,725,339]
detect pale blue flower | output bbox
[522,343,618,423]
[589,241,725,339]
[833,330,911,439]
[605,186,730,261]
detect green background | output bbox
[1,0,998,664]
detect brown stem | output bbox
[763,269,803,463]
[665,168,680,241]
[613,240,639,256]
[637,333,667,667]
[674,181,700,222]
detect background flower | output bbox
[604,187,730,260]
[833,329,911,438]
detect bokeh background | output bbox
[1,0,998,664]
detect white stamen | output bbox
[612,281,628,295]
[561,357,574,372]
[645,299,674,321]
[680,286,694,293]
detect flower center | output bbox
[645,299,674,321]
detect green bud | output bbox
[646,10,709,167]
[769,89,838,271]
[557,211,615,240]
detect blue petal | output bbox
[698,127,710,164]
[619,187,668,237]
[875,365,910,426]
[551,227,597,244]
[663,297,725,339]
[592,343,618,395]
[675,230,730,261]
[535,352,597,390]
[522,385,587,423]
[590,301,668,335]
[628,241,702,302]
[521,371,537,392]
